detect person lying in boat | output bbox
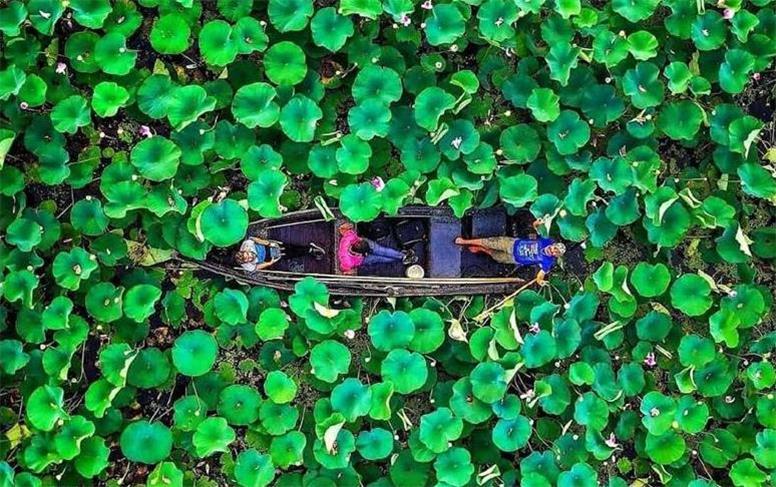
[235,236,324,272]
[454,219,566,285]
[338,223,416,275]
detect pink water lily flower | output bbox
[644,352,657,367]
[56,62,67,74]
[139,125,153,138]
[400,14,412,26]
[723,8,735,19]
[529,323,540,334]
[371,176,385,191]
[421,0,433,9]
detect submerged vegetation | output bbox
[0,0,775,485]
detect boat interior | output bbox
[260,207,537,280]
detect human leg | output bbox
[456,237,516,264]
[366,240,404,260]
[363,254,401,266]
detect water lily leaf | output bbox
[546,43,580,86]
[247,170,288,218]
[199,20,238,66]
[434,447,474,487]
[119,421,173,464]
[268,0,313,32]
[311,7,354,52]
[691,11,726,51]
[547,110,590,155]
[265,41,307,86]
[331,378,372,421]
[670,274,713,316]
[235,450,275,487]
[419,408,463,453]
[193,417,235,458]
[232,82,280,129]
[499,173,538,208]
[51,95,91,134]
[279,95,322,142]
[425,4,466,46]
[356,428,394,460]
[150,14,191,54]
[657,100,704,141]
[94,32,136,75]
[340,182,382,222]
[414,86,455,132]
[92,81,129,118]
[381,349,427,394]
[645,430,686,465]
[613,0,658,22]
[130,136,181,182]
[199,198,248,247]
[172,330,218,377]
[500,124,541,163]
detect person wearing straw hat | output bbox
[454,219,565,285]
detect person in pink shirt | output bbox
[338,223,415,274]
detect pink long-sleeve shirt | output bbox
[338,229,364,273]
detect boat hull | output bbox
[187,206,531,297]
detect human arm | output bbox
[250,236,274,246]
[254,260,276,271]
[529,219,544,239]
[535,269,547,286]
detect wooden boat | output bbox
[188,206,536,297]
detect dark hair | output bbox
[351,239,370,255]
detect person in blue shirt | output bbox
[235,236,324,272]
[454,219,565,285]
